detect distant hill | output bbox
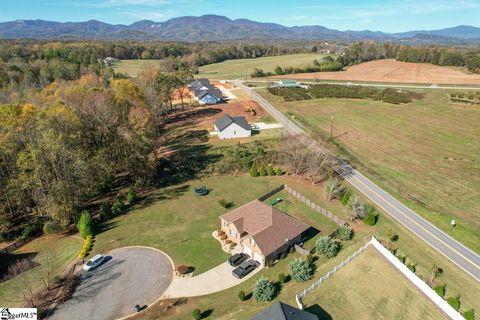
[0,15,479,43]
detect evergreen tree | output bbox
[249,163,258,177]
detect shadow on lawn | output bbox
[305,304,333,320]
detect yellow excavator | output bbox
[244,103,257,116]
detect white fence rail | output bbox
[296,237,465,320]
[370,237,465,320]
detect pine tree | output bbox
[249,163,258,177]
[259,165,267,176]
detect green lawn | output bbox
[196,54,331,80]
[256,88,480,253]
[0,235,82,306]
[301,248,444,320]
[112,59,165,77]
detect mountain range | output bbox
[1,15,479,43]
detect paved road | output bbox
[49,247,173,320]
[163,261,262,298]
[232,80,480,282]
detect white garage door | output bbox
[243,245,253,258]
[253,252,264,265]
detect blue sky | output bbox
[1,0,480,32]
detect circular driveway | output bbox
[50,247,173,320]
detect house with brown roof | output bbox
[220,200,311,266]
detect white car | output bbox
[83,254,105,271]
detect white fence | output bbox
[296,240,372,307]
[370,237,465,320]
[296,237,465,320]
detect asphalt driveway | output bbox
[49,247,173,320]
[162,261,262,298]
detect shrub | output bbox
[363,212,378,226]
[337,226,353,241]
[76,210,93,239]
[220,234,227,240]
[340,191,351,206]
[447,296,461,311]
[275,167,283,176]
[249,163,258,177]
[78,235,92,259]
[127,187,138,205]
[407,262,416,273]
[462,309,475,320]
[326,178,344,201]
[259,165,267,177]
[99,203,112,220]
[192,308,201,320]
[253,276,275,302]
[238,290,246,301]
[278,272,287,283]
[267,165,275,176]
[43,220,62,235]
[218,199,232,208]
[315,236,340,258]
[385,228,399,241]
[267,87,311,101]
[111,197,125,215]
[433,284,446,297]
[288,258,314,282]
[19,223,41,240]
[396,254,406,264]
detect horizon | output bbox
[1,0,480,32]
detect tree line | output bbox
[0,69,192,241]
[339,42,480,73]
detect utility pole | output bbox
[330,114,334,139]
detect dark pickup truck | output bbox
[228,253,249,267]
[232,259,257,279]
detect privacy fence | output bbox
[296,237,465,320]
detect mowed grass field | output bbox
[0,235,82,306]
[301,248,444,320]
[196,53,330,80]
[257,88,480,252]
[112,59,165,77]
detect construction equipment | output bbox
[244,103,257,116]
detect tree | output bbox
[111,197,125,215]
[238,290,246,301]
[288,258,314,282]
[326,178,344,201]
[281,137,309,176]
[192,308,202,320]
[305,150,332,184]
[259,165,267,176]
[430,264,443,283]
[253,276,275,302]
[363,211,378,226]
[249,163,258,177]
[337,226,353,241]
[99,203,112,221]
[278,273,287,283]
[267,165,274,176]
[347,195,367,220]
[76,210,93,239]
[274,66,283,75]
[127,187,138,205]
[315,236,340,258]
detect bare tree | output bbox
[305,150,333,184]
[39,249,57,291]
[14,273,36,307]
[281,136,309,175]
[347,195,367,220]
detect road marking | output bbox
[348,174,480,280]
[238,80,480,281]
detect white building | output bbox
[214,114,251,139]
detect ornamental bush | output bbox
[462,309,475,320]
[447,295,461,311]
[76,210,93,239]
[192,308,201,320]
[288,258,314,282]
[43,220,62,235]
[315,236,340,258]
[433,284,446,297]
[267,165,275,176]
[278,272,287,283]
[363,211,378,226]
[249,163,258,177]
[337,226,353,241]
[127,187,138,205]
[275,167,283,176]
[99,203,113,220]
[111,197,125,215]
[238,290,246,301]
[253,276,275,302]
[259,165,267,177]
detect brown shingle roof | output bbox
[221,200,311,256]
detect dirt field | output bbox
[274,59,480,85]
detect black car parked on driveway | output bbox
[232,259,257,279]
[228,253,249,267]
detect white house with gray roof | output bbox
[214,114,251,139]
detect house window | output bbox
[234,131,236,135]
